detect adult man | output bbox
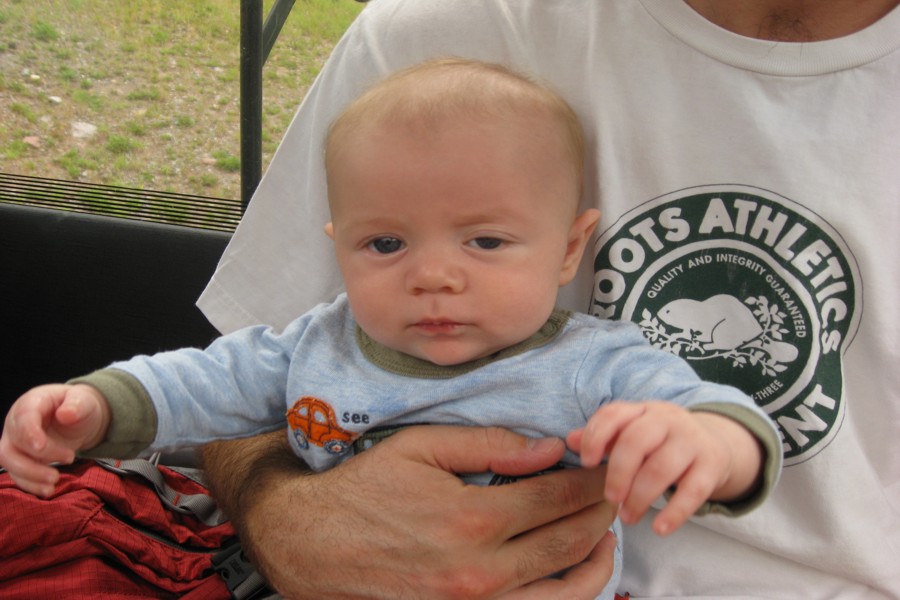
[197,1,900,597]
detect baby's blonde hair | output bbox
[325,57,585,202]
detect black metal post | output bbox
[240,0,263,211]
[263,0,297,62]
[239,0,298,212]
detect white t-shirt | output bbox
[198,1,900,598]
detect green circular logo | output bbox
[592,186,861,465]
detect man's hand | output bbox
[200,426,617,600]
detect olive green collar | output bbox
[356,309,571,379]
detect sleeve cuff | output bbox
[683,402,783,518]
[69,368,158,459]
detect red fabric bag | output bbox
[0,459,242,599]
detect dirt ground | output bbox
[0,1,361,203]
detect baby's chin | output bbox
[409,343,509,367]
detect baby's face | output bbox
[326,116,593,366]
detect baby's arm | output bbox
[0,383,111,497]
[567,401,765,536]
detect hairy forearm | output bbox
[198,432,309,568]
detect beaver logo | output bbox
[652,294,800,369]
[592,185,861,466]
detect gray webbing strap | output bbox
[94,457,227,527]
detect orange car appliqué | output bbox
[286,396,358,455]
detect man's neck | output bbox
[684,0,899,41]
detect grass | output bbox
[11,102,37,123]
[0,0,364,201]
[31,21,60,42]
[106,134,140,155]
[56,148,98,177]
[212,150,241,173]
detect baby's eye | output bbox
[368,236,405,254]
[468,237,504,250]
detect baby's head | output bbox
[325,57,585,209]
[324,58,599,365]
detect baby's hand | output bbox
[0,384,110,496]
[567,401,753,536]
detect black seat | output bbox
[1,202,231,418]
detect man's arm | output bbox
[200,426,618,600]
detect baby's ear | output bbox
[560,209,600,286]
[324,222,335,240]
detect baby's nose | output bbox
[405,251,465,294]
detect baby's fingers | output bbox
[55,386,104,427]
[4,385,64,452]
[0,441,63,497]
[21,384,107,452]
[12,464,62,498]
[0,422,76,474]
[652,454,725,535]
[2,384,84,464]
[576,402,648,468]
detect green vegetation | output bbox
[56,149,99,178]
[127,88,162,102]
[5,139,29,160]
[31,21,59,42]
[212,150,240,173]
[72,89,104,111]
[59,65,78,82]
[10,102,37,123]
[0,0,364,200]
[106,135,140,155]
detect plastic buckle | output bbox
[212,541,271,600]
